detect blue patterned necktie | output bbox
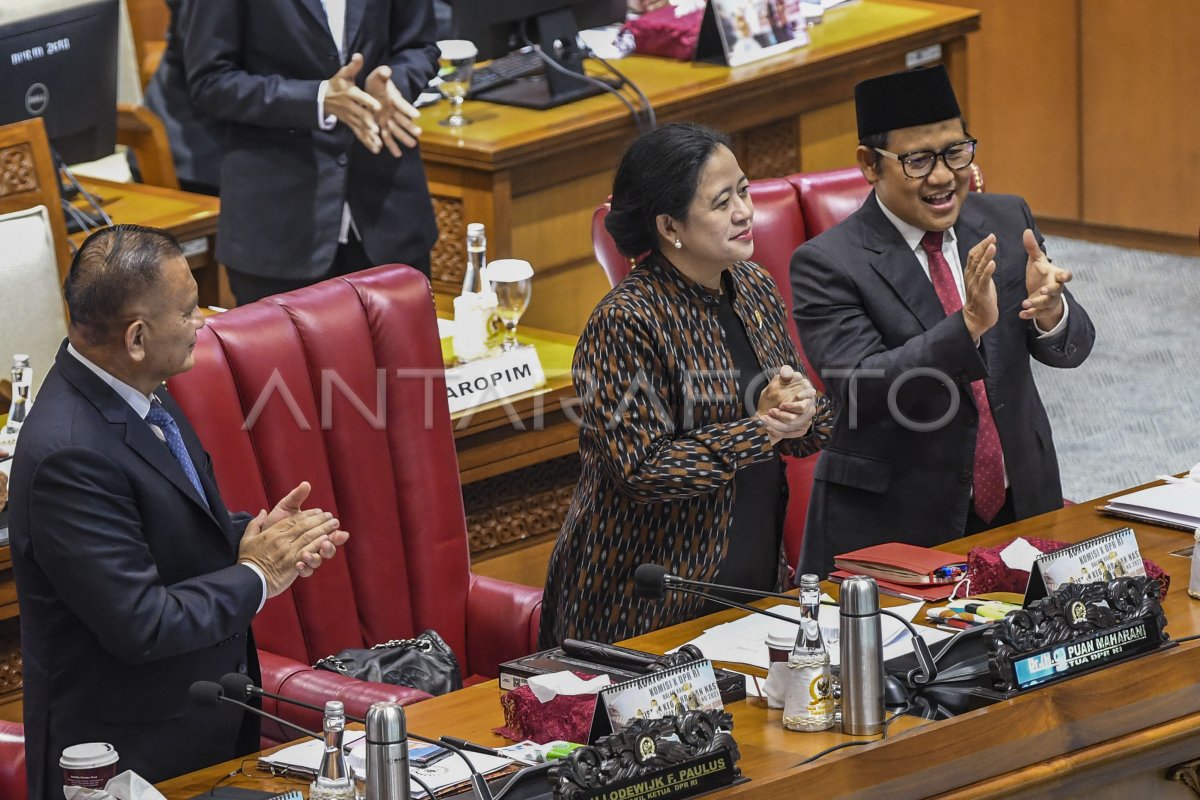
[146,399,208,506]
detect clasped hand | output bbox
[756,365,817,444]
[324,53,422,157]
[237,481,350,597]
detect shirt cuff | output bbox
[317,80,337,130]
[241,562,268,613]
[1034,296,1070,338]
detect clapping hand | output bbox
[962,233,999,342]
[257,481,351,581]
[365,64,422,157]
[1019,228,1070,329]
[756,365,817,444]
[324,53,384,154]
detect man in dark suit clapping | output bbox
[790,66,1095,576]
[9,225,348,800]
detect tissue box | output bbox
[495,672,597,745]
[967,537,1171,595]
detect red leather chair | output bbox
[169,265,543,745]
[0,720,26,799]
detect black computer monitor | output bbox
[451,0,626,109]
[0,0,119,165]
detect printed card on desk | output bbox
[589,660,723,742]
[1024,527,1144,604]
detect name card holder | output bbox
[444,345,545,413]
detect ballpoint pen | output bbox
[439,735,503,758]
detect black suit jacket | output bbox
[184,0,439,280]
[9,345,261,800]
[790,192,1095,575]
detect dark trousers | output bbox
[227,238,431,305]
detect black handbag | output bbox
[313,630,463,696]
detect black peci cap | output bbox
[854,65,961,140]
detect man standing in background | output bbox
[185,0,440,304]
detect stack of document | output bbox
[1101,481,1200,531]
[259,736,516,797]
[673,600,949,696]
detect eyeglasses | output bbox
[873,138,978,179]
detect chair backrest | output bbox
[168,265,478,672]
[0,117,72,279]
[0,720,26,800]
[0,205,70,396]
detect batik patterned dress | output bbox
[538,254,833,647]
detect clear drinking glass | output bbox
[436,39,477,128]
[485,259,533,350]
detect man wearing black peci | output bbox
[790,66,1095,576]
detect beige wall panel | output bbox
[1080,1,1200,235]
[940,0,1080,220]
[799,100,860,172]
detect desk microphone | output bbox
[217,674,496,800]
[632,563,939,688]
[189,680,325,744]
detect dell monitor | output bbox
[451,0,626,109]
[0,0,119,165]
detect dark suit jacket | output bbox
[142,0,225,192]
[9,345,261,800]
[184,0,440,280]
[790,192,1095,575]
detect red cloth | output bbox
[920,230,1006,522]
[966,537,1171,595]
[622,5,705,61]
[495,674,598,745]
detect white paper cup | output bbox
[60,742,118,789]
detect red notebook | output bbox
[829,570,957,602]
[832,542,967,595]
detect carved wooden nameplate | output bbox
[986,575,1169,693]
[551,711,742,800]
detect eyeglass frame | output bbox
[873,138,978,179]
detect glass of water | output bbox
[436,39,477,128]
[485,259,534,350]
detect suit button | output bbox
[1066,344,1076,355]
[337,154,349,166]
[959,470,972,483]
[237,662,248,674]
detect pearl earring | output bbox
[673,238,682,250]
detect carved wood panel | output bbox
[734,120,800,180]
[462,454,579,555]
[0,142,38,198]
[431,194,465,285]
[0,619,22,715]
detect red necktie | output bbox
[919,231,1006,523]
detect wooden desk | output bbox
[157,488,1200,799]
[70,178,223,307]
[419,0,980,334]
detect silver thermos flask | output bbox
[365,701,411,800]
[839,575,885,735]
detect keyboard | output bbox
[467,50,545,98]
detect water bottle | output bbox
[839,575,884,735]
[4,354,32,434]
[453,223,499,362]
[1189,528,1200,600]
[782,618,834,731]
[365,701,410,800]
[311,701,355,800]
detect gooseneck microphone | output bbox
[632,564,802,626]
[217,674,495,800]
[189,680,325,744]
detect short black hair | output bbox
[64,224,183,345]
[604,123,732,258]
